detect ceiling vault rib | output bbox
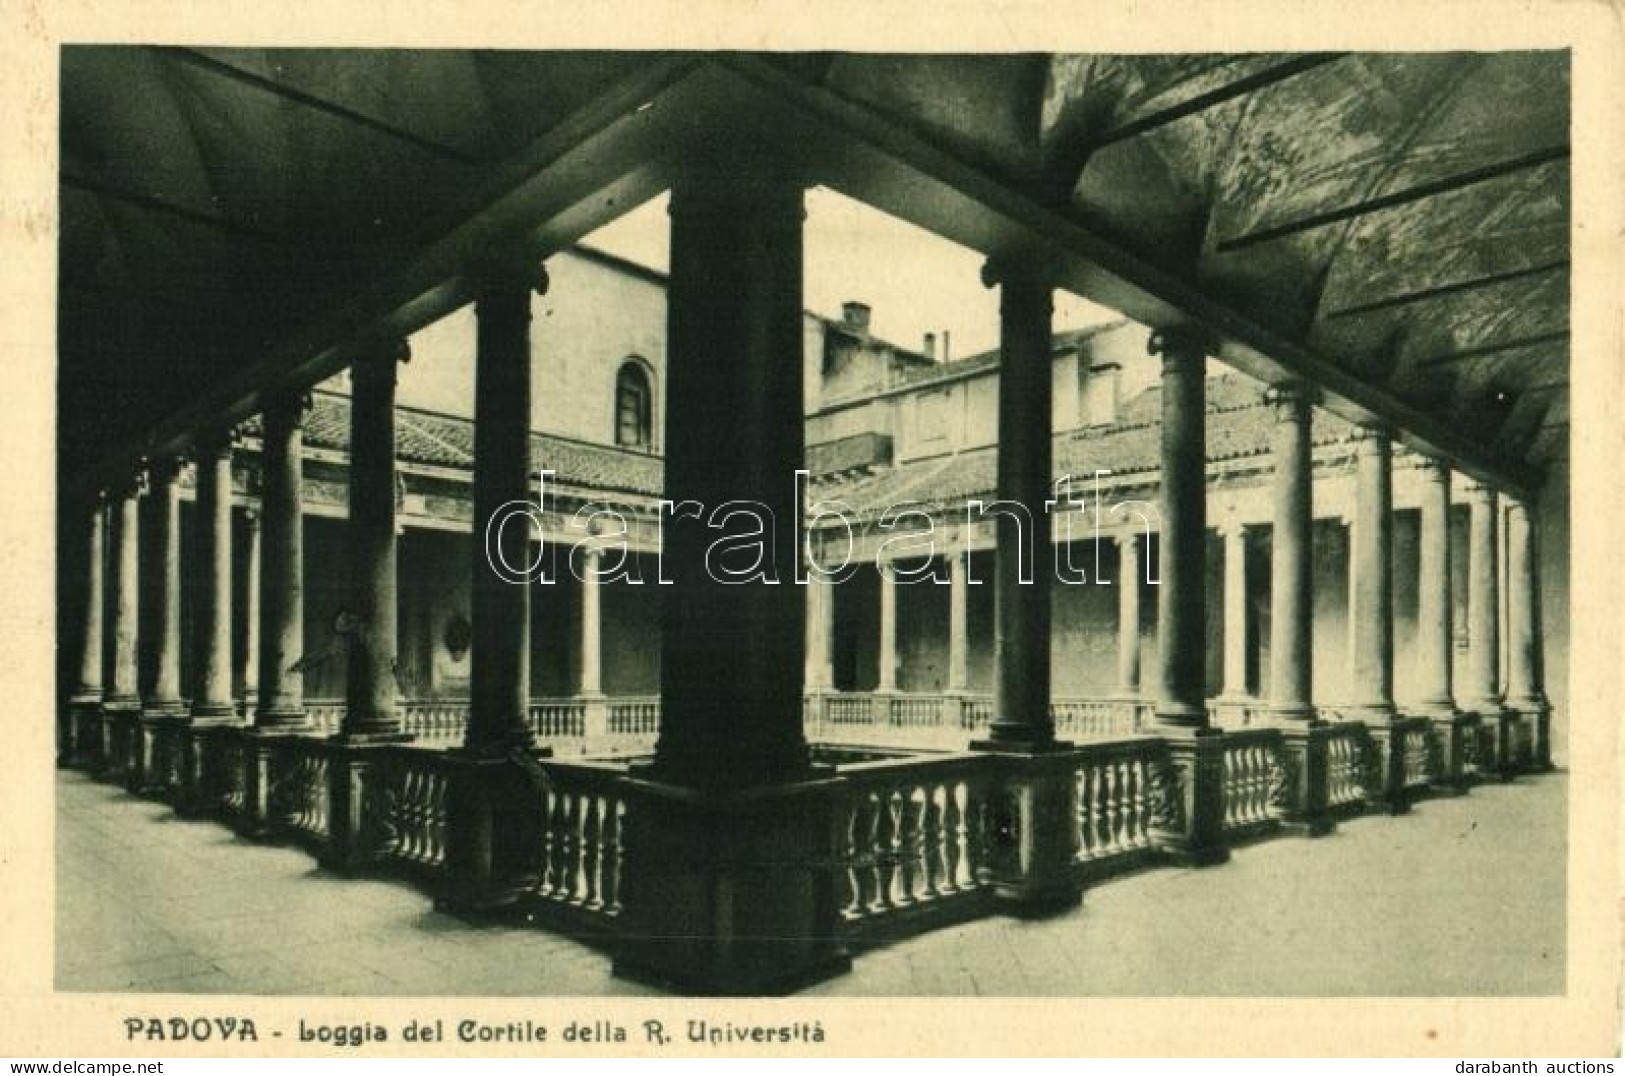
[1325,259,1569,318]
[1414,329,1569,368]
[1089,53,1350,152]
[61,172,282,241]
[153,47,483,167]
[1216,145,1570,252]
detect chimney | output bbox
[941,330,952,364]
[922,331,937,361]
[841,301,871,334]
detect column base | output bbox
[95,703,139,782]
[129,711,187,796]
[1209,695,1260,728]
[1419,709,1474,793]
[1506,696,1552,772]
[66,696,103,769]
[234,727,311,840]
[968,748,1082,915]
[1469,704,1520,780]
[611,773,851,996]
[436,751,548,915]
[1361,724,1412,815]
[1275,725,1335,837]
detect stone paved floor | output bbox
[56,769,1564,996]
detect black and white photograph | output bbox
[6,2,1622,1058]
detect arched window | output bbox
[614,360,654,450]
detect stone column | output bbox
[1350,424,1408,810]
[191,437,236,723]
[804,571,835,693]
[66,495,106,766]
[101,474,143,778]
[325,343,410,868]
[1505,497,1551,769]
[255,393,309,729]
[464,263,546,755]
[1414,459,1471,789]
[1349,424,1396,721]
[578,544,610,740]
[441,261,547,905]
[946,547,969,694]
[241,394,309,835]
[1153,331,1209,729]
[979,258,1055,750]
[876,562,898,694]
[1466,480,1515,777]
[129,456,185,793]
[1148,328,1227,862]
[241,508,260,716]
[1116,531,1142,698]
[341,340,409,742]
[1415,461,1456,715]
[1218,522,1249,712]
[177,435,235,809]
[616,151,848,994]
[144,457,186,718]
[1266,383,1315,723]
[579,546,603,698]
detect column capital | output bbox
[147,453,186,484]
[193,425,240,460]
[979,254,1056,296]
[470,256,550,303]
[353,336,412,378]
[1462,478,1499,501]
[1263,380,1318,418]
[1147,326,1211,368]
[1416,456,1452,482]
[262,388,313,428]
[1351,420,1394,443]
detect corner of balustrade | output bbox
[1146,724,1230,867]
[436,741,550,916]
[967,746,1084,917]
[1274,722,1337,837]
[611,768,853,995]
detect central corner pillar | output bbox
[66,494,106,768]
[614,154,847,995]
[1466,481,1516,779]
[99,475,143,781]
[1213,520,1251,724]
[1414,459,1473,791]
[875,561,899,696]
[1115,530,1143,721]
[964,256,1080,917]
[241,391,312,837]
[326,339,414,872]
[1149,329,1228,864]
[131,456,186,795]
[439,261,549,911]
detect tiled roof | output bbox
[247,393,665,498]
[813,373,1360,513]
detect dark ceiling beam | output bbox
[1217,145,1570,253]
[1520,379,1570,393]
[61,172,281,241]
[1414,329,1569,368]
[1324,259,1569,319]
[1089,53,1349,152]
[717,56,1544,499]
[154,47,482,167]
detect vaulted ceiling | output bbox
[58,49,1569,495]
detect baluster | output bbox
[872,791,898,913]
[848,792,875,917]
[920,783,943,899]
[941,784,964,894]
[582,794,603,911]
[895,786,922,907]
[602,797,624,915]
